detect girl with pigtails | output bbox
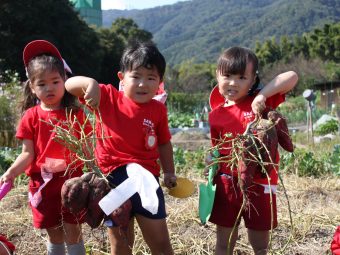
[0,40,87,255]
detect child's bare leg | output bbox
[215,225,238,255]
[248,229,269,255]
[46,226,66,255]
[107,219,135,255]
[63,222,83,244]
[46,226,64,244]
[136,215,173,255]
[63,223,85,255]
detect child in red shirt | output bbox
[0,40,87,255]
[208,46,298,255]
[65,41,176,255]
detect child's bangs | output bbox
[129,58,154,71]
[27,55,65,80]
[217,55,247,76]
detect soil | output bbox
[0,130,339,254]
[1,175,339,255]
[171,130,211,150]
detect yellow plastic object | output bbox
[168,177,195,198]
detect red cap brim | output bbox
[209,85,225,110]
[23,40,62,67]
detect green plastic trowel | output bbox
[199,149,219,224]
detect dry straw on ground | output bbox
[1,112,338,254]
[1,173,339,254]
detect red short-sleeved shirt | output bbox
[16,106,86,175]
[84,84,171,176]
[209,93,285,185]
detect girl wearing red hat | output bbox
[0,40,88,255]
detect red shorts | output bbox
[29,170,84,229]
[0,234,15,252]
[209,174,277,230]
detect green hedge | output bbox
[167,92,209,113]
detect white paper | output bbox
[99,163,160,216]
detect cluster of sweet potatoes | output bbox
[61,172,132,229]
[61,172,111,228]
[238,109,293,190]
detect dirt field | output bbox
[1,174,339,254]
[1,131,339,254]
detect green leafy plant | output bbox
[173,146,206,175]
[168,112,195,128]
[280,146,339,177]
[0,147,20,174]
[315,119,339,135]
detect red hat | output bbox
[23,40,62,67]
[209,85,225,110]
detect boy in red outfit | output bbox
[65,41,176,255]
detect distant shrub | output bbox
[315,119,339,135]
[167,92,209,113]
[280,145,340,177]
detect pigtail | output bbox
[20,80,38,115]
[248,75,261,96]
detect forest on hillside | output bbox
[103,0,340,65]
[1,0,339,92]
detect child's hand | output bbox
[203,153,213,176]
[163,173,177,189]
[0,171,15,186]
[83,80,100,108]
[251,94,266,115]
[203,152,220,177]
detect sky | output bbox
[101,0,187,10]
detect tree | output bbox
[0,0,102,80]
[110,18,152,45]
[96,18,153,87]
[175,60,215,93]
[255,37,281,67]
[96,28,125,87]
[306,23,340,62]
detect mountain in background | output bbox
[103,0,340,66]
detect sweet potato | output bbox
[238,117,278,191]
[84,173,111,228]
[109,199,132,231]
[255,118,278,175]
[238,136,258,190]
[61,176,90,214]
[267,110,294,152]
[61,172,111,228]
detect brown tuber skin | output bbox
[238,136,259,190]
[267,110,294,152]
[84,173,111,228]
[256,118,278,175]
[238,116,279,192]
[61,172,111,228]
[61,172,133,229]
[61,176,90,214]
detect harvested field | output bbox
[1,173,339,254]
